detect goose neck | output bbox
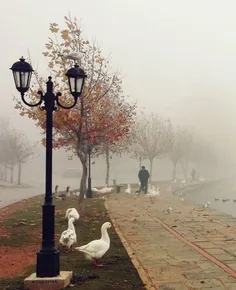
[101,226,110,242]
[68,218,75,230]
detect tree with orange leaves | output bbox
[14,15,136,204]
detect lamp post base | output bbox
[24,271,72,290]
[36,249,60,278]
[86,188,93,198]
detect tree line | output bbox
[0,118,36,185]
[131,115,217,182]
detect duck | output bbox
[215,197,219,201]
[222,198,228,202]
[75,222,113,267]
[54,185,60,199]
[66,186,73,197]
[233,199,236,202]
[59,217,77,251]
[167,186,172,192]
[125,184,131,194]
[65,208,80,221]
[204,201,210,208]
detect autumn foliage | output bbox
[14,15,136,201]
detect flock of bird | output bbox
[215,197,236,202]
[54,185,81,199]
[59,207,113,267]
[92,185,114,194]
[56,180,172,262]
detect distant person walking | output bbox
[191,168,196,181]
[138,166,150,194]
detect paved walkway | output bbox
[106,191,236,289]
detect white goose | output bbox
[98,185,113,194]
[166,205,172,214]
[147,186,160,202]
[125,184,131,194]
[73,190,80,196]
[59,217,77,251]
[65,208,80,221]
[75,222,113,267]
[204,201,211,208]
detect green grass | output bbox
[0,195,145,290]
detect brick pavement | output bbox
[106,191,236,290]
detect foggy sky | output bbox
[1,0,236,165]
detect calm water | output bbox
[184,179,236,217]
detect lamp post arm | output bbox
[20,91,43,107]
[56,93,78,109]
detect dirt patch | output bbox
[0,245,38,279]
[0,227,11,237]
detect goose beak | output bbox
[110,226,114,231]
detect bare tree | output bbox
[178,131,193,181]
[130,144,147,169]
[0,129,37,184]
[169,127,189,180]
[15,134,37,185]
[132,114,174,181]
[0,118,10,181]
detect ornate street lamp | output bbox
[10,57,87,278]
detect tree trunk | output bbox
[172,163,177,181]
[80,162,87,199]
[105,145,110,185]
[4,165,7,181]
[0,164,2,181]
[149,158,154,183]
[139,156,142,169]
[10,164,14,183]
[77,150,88,215]
[18,162,22,185]
[181,163,188,181]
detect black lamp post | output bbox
[86,143,93,198]
[10,57,87,278]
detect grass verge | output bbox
[0,195,145,290]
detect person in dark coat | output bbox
[138,166,150,194]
